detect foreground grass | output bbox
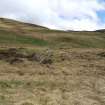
[0,47,105,105]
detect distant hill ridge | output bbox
[0,17,105,32]
[0,17,105,48]
[0,18,47,29]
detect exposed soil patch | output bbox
[0,48,53,65]
[0,48,105,65]
[97,52,105,58]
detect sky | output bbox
[0,0,105,31]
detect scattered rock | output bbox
[41,53,53,64]
[0,48,53,65]
[27,53,41,62]
[27,49,53,65]
[40,57,53,64]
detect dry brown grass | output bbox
[0,47,105,105]
[0,18,105,105]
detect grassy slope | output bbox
[0,18,105,48]
[0,18,105,105]
[0,29,48,46]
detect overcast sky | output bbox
[0,0,105,31]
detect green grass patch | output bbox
[0,29,48,46]
[52,33,105,48]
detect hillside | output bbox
[0,18,105,105]
[0,18,105,48]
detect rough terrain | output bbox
[0,18,105,105]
